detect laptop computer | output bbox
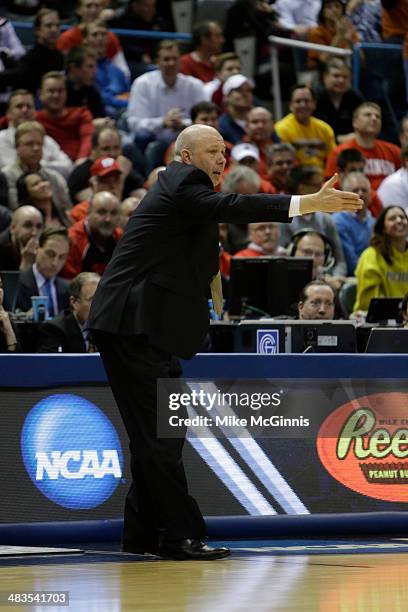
[366,297,403,325]
[365,327,408,353]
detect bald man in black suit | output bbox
[88,124,362,560]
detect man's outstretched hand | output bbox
[299,174,363,215]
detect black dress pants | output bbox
[92,330,207,550]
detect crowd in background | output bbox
[1,0,408,352]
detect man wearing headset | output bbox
[289,227,346,292]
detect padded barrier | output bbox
[1,513,408,546]
[1,353,408,388]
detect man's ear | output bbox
[180,148,192,164]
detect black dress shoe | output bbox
[158,539,231,560]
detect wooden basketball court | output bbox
[1,551,407,610]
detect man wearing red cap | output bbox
[69,156,123,223]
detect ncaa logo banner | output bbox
[257,329,280,354]
[21,394,123,509]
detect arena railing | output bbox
[269,35,352,121]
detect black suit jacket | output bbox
[88,161,291,358]
[15,268,70,314]
[37,310,86,353]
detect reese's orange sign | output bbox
[317,392,408,502]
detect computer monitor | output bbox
[365,327,408,353]
[234,320,288,354]
[268,256,313,317]
[289,320,357,353]
[229,256,313,318]
[366,297,403,325]
[0,270,20,312]
[228,257,270,317]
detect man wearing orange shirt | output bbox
[325,102,401,190]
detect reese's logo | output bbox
[317,392,408,502]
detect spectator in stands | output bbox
[0,17,26,114]
[307,0,359,71]
[36,72,94,163]
[290,228,343,288]
[221,165,263,252]
[377,145,408,211]
[69,156,125,223]
[203,52,241,107]
[68,128,144,203]
[354,206,408,311]
[222,164,261,196]
[234,221,285,257]
[325,102,402,190]
[227,143,274,193]
[65,46,106,118]
[298,280,336,320]
[346,1,382,101]
[15,226,71,314]
[0,205,43,271]
[218,74,254,144]
[281,165,347,281]
[120,194,145,227]
[126,40,205,172]
[57,0,130,79]
[83,21,130,118]
[0,273,18,352]
[336,147,382,217]
[63,190,122,278]
[0,89,73,178]
[275,0,321,37]
[180,20,224,83]
[0,8,64,95]
[274,84,336,170]
[0,121,71,211]
[190,101,219,130]
[224,0,288,65]
[314,58,364,143]
[16,171,71,228]
[108,0,171,76]
[37,271,100,353]
[241,106,279,179]
[332,171,375,275]
[346,0,381,43]
[399,115,408,148]
[266,143,296,194]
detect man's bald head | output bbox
[10,205,43,247]
[88,191,120,238]
[174,125,226,186]
[174,124,221,158]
